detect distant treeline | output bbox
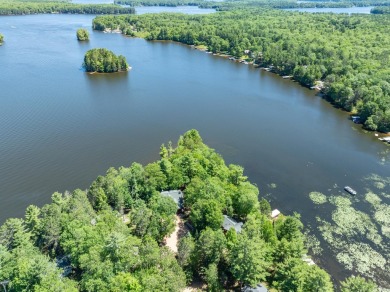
[0,3,135,15]
[93,10,390,132]
[114,0,390,9]
[115,0,202,7]
[371,6,390,13]
[273,1,390,8]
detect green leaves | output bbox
[190,199,224,231]
[274,258,333,292]
[76,28,89,41]
[83,48,129,73]
[341,276,377,292]
[229,234,272,287]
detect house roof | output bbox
[242,284,268,292]
[271,209,281,218]
[222,215,243,233]
[160,190,184,209]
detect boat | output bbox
[344,186,357,196]
[379,136,390,143]
[351,116,361,124]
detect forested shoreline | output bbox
[371,6,390,13]
[93,10,390,132]
[0,130,376,291]
[0,2,135,15]
[113,0,390,9]
[1,0,389,16]
[83,48,129,73]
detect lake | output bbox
[135,6,216,14]
[0,13,389,287]
[286,6,374,14]
[72,0,217,14]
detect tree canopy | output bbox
[83,48,129,73]
[341,276,377,292]
[0,130,377,290]
[0,1,135,15]
[77,28,89,41]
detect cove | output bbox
[0,14,389,287]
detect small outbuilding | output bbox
[222,215,243,233]
[271,209,281,219]
[161,190,184,210]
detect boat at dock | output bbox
[351,116,361,124]
[344,186,357,196]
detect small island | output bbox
[76,28,89,41]
[83,48,130,73]
[0,33,3,45]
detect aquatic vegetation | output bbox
[336,243,386,276]
[374,204,390,225]
[364,174,390,189]
[329,195,352,207]
[365,192,382,207]
[331,205,374,237]
[304,231,323,255]
[365,192,390,239]
[366,231,382,245]
[268,183,277,189]
[309,192,327,204]
[316,218,340,247]
[313,190,390,286]
[382,226,390,239]
[374,182,385,189]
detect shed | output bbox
[161,190,184,210]
[271,209,281,218]
[222,215,243,233]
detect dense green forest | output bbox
[77,28,89,41]
[0,130,376,291]
[83,48,129,73]
[115,0,203,7]
[93,10,390,132]
[113,0,390,10]
[371,6,390,13]
[0,1,135,15]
